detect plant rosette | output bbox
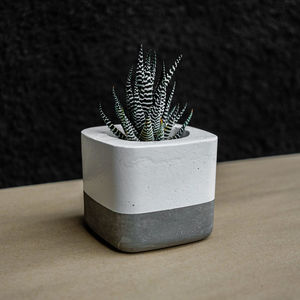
[81,45,218,252]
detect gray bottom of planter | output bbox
[84,192,214,253]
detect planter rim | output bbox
[81,125,217,148]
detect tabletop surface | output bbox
[1,154,299,300]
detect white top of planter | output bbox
[81,125,217,148]
[81,125,218,214]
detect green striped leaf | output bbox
[162,81,176,123]
[136,44,144,88]
[156,119,164,141]
[153,55,182,104]
[150,82,166,135]
[170,109,193,139]
[98,104,126,140]
[139,115,154,141]
[142,54,154,113]
[165,55,182,84]
[132,82,145,130]
[113,87,139,141]
[150,61,169,134]
[164,105,180,139]
[162,61,166,79]
[125,66,134,113]
[174,102,187,124]
[151,51,157,84]
[164,103,188,139]
[145,50,151,73]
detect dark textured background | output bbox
[1,0,300,188]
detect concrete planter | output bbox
[81,125,218,252]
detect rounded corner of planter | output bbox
[113,240,146,253]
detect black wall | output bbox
[1,0,299,188]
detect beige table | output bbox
[1,154,300,300]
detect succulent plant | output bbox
[99,45,193,141]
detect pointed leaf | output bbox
[113,87,139,140]
[142,54,154,113]
[150,82,166,135]
[174,102,187,124]
[164,105,180,138]
[125,66,134,113]
[151,51,157,84]
[153,54,182,104]
[99,104,126,140]
[139,115,154,141]
[162,81,176,123]
[155,119,164,141]
[136,44,144,88]
[170,109,193,139]
[132,82,145,130]
[165,54,183,84]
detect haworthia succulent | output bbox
[98,45,193,141]
[153,55,182,104]
[166,55,183,84]
[162,81,176,123]
[99,104,126,140]
[150,81,166,135]
[143,58,154,113]
[164,105,180,138]
[132,82,145,130]
[174,102,188,124]
[151,51,157,84]
[125,66,134,114]
[150,62,167,134]
[170,109,193,139]
[136,44,144,89]
[166,104,177,124]
[145,50,151,73]
[139,115,154,141]
[156,119,165,141]
[113,87,139,140]
[162,61,166,79]
[136,44,145,109]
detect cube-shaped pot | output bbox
[81,125,217,252]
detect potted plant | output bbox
[81,45,218,252]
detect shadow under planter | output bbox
[84,192,214,253]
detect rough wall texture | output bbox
[1,0,299,188]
